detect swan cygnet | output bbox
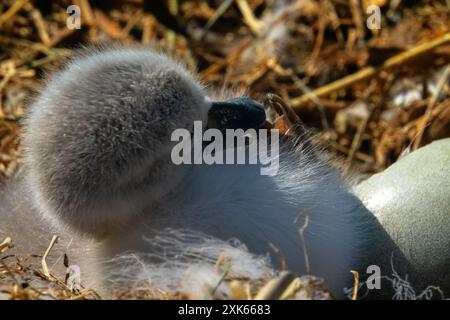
[0,47,375,298]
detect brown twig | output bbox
[236,0,262,36]
[254,271,297,300]
[350,270,359,300]
[41,235,59,279]
[200,39,252,80]
[199,0,234,41]
[0,0,29,27]
[291,32,450,108]
[30,7,51,46]
[413,64,450,150]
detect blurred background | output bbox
[0,0,449,180]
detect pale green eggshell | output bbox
[354,138,450,293]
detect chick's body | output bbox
[1,47,375,298]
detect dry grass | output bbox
[1,236,334,300]
[1,0,449,299]
[1,0,449,177]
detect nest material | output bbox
[1,0,449,177]
[1,0,450,299]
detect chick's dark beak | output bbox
[207,97,266,131]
